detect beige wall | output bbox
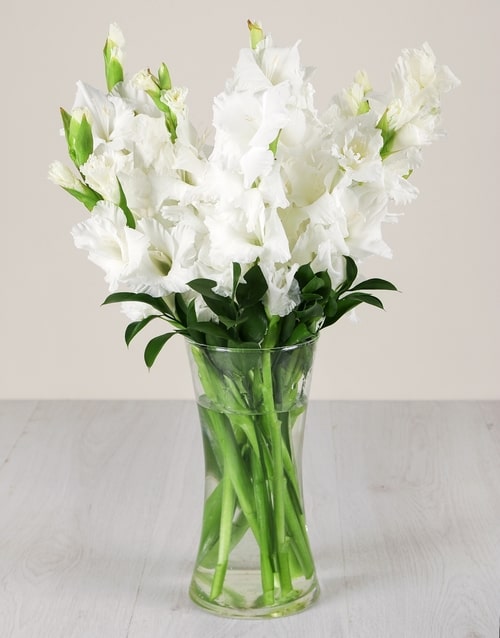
[1,0,498,399]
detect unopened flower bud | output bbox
[103,22,125,91]
[158,63,172,91]
[247,20,264,49]
[48,161,83,190]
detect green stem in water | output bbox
[190,338,317,605]
[284,488,314,578]
[204,409,261,547]
[250,437,276,605]
[261,349,293,597]
[210,471,235,599]
[257,417,315,585]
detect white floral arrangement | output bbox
[49,21,459,363]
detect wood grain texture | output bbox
[0,401,498,638]
[0,401,37,466]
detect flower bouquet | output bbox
[49,21,458,617]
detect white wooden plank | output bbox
[329,401,500,637]
[0,401,37,465]
[0,400,188,638]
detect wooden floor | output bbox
[0,401,499,637]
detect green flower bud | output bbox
[60,108,94,168]
[247,20,264,49]
[158,63,172,91]
[103,23,125,92]
[48,161,102,211]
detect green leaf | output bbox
[187,278,219,300]
[102,292,172,316]
[188,278,236,321]
[324,295,338,319]
[186,321,230,341]
[144,332,176,368]
[207,297,237,322]
[317,270,332,290]
[146,89,166,112]
[340,256,358,293]
[174,293,188,326]
[62,185,102,211]
[286,323,315,346]
[238,304,268,343]
[231,263,242,300]
[236,264,267,307]
[269,130,281,156]
[124,314,162,346]
[325,292,385,327]
[357,99,370,115]
[376,110,397,158]
[348,292,384,309]
[302,276,324,295]
[350,278,398,292]
[186,299,198,326]
[295,302,324,322]
[117,179,136,229]
[295,264,315,290]
[277,313,296,345]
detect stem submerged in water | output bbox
[188,338,319,612]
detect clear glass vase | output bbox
[186,337,320,618]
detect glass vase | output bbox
[186,337,320,618]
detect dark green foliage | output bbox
[102,256,398,367]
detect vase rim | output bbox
[185,335,319,354]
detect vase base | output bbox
[189,573,320,619]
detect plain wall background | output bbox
[1,0,499,400]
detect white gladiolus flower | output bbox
[331,115,384,185]
[71,201,149,291]
[126,114,175,171]
[212,82,291,182]
[115,73,161,117]
[342,186,392,261]
[135,215,200,295]
[73,82,134,148]
[257,164,289,209]
[381,151,421,204]
[240,147,275,188]
[48,161,84,191]
[52,23,458,344]
[262,264,301,317]
[392,42,459,103]
[330,70,372,119]
[204,207,263,269]
[120,301,156,321]
[160,86,188,117]
[290,191,350,265]
[387,43,460,132]
[130,69,158,93]
[80,147,133,204]
[117,168,176,219]
[256,39,307,96]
